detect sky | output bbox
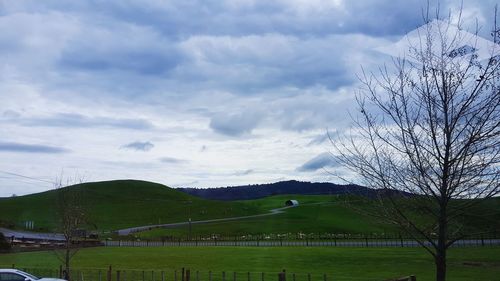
[0,0,498,196]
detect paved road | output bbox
[104,239,500,248]
[116,205,296,235]
[0,227,65,241]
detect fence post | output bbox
[117,271,121,281]
[11,264,15,269]
[124,271,127,281]
[261,273,264,281]
[278,272,285,281]
[107,266,112,281]
[196,271,199,281]
[365,237,368,247]
[323,274,327,281]
[292,273,295,281]
[143,271,145,281]
[247,272,250,281]
[307,274,311,281]
[99,270,102,281]
[182,269,185,281]
[222,271,226,281]
[59,265,63,279]
[209,271,212,281]
[162,271,165,281]
[152,271,155,281]
[186,270,190,281]
[233,272,236,281]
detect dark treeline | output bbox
[177,180,384,201]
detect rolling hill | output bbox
[0,180,262,232]
[1,179,499,239]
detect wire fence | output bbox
[1,266,400,281]
[103,237,500,248]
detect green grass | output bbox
[133,194,500,239]
[134,195,395,239]
[1,247,500,281]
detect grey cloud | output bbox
[18,113,154,130]
[0,142,70,154]
[209,111,263,136]
[178,34,356,92]
[5,1,442,37]
[234,169,254,176]
[101,160,155,169]
[159,157,187,164]
[308,134,329,146]
[0,1,433,112]
[275,95,355,132]
[2,110,21,119]
[297,152,339,172]
[121,141,154,152]
[59,34,183,76]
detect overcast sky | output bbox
[0,0,497,196]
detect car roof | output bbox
[0,269,28,274]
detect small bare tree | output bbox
[334,9,499,281]
[54,176,88,281]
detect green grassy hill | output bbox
[1,180,499,238]
[0,180,261,232]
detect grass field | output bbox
[134,195,394,239]
[133,194,500,239]
[1,247,500,281]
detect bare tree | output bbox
[54,176,88,281]
[334,9,499,281]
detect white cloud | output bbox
[0,0,496,196]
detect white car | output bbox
[0,269,66,281]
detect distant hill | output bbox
[177,180,380,201]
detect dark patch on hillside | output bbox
[177,180,385,200]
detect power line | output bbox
[0,169,56,185]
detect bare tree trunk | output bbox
[65,244,71,281]
[435,203,447,281]
[435,251,446,281]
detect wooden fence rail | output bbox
[6,265,417,281]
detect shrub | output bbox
[0,232,11,252]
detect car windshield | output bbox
[17,271,39,280]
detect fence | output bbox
[4,266,383,281]
[103,237,500,248]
